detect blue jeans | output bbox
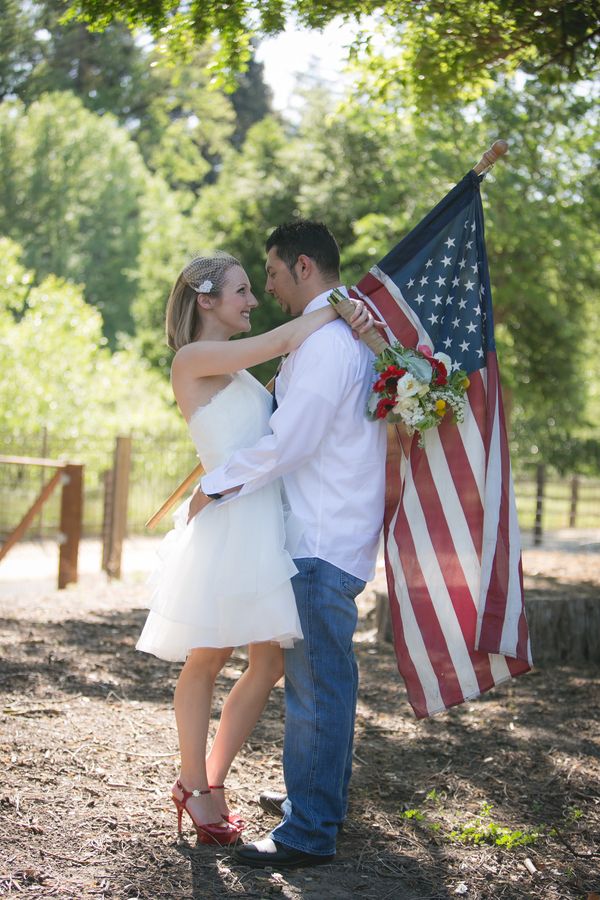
[271,557,366,855]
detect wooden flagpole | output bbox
[473,139,508,175]
[146,140,509,530]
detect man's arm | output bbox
[200,329,356,499]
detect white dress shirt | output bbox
[201,289,386,581]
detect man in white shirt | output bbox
[200,221,386,867]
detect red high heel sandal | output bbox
[172,780,240,845]
[210,784,245,829]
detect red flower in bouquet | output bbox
[373,365,407,393]
[375,397,396,419]
[429,358,448,386]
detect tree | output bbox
[228,48,273,149]
[62,0,600,102]
[0,92,149,341]
[0,1,273,196]
[133,46,237,199]
[0,0,156,115]
[131,173,197,374]
[0,237,179,449]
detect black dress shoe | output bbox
[258,790,287,817]
[233,838,334,869]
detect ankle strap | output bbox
[209,784,225,790]
[176,779,211,800]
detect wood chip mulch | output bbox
[0,548,599,899]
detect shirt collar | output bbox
[302,285,347,316]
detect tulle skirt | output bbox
[136,483,303,662]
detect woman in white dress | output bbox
[136,252,370,846]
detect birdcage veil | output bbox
[182,252,241,294]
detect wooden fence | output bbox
[0,455,83,588]
[1,432,599,556]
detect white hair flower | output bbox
[197,280,213,293]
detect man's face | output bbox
[265,247,302,316]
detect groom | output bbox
[199,220,386,866]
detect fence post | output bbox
[37,426,48,538]
[103,436,132,579]
[101,468,114,573]
[58,463,84,589]
[569,475,579,528]
[533,463,546,546]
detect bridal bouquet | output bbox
[366,342,470,444]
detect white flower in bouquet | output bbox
[395,373,422,401]
[433,351,452,373]
[403,403,427,428]
[393,394,419,416]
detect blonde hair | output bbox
[165,252,241,351]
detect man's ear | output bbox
[295,254,314,281]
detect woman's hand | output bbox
[187,486,213,523]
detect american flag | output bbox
[352,169,532,718]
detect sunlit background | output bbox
[0,2,598,541]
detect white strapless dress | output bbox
[136,370,303,661]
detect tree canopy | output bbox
[0,237,179,443]
[0,0,272,192]
[0,92,149,341]
[0,3,598,474]
[61,0,600,101]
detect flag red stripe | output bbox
[515,557,530,661]
[437,414,484,560]
[478,356,512,653]
[355,274,419,349]
[466,368,488,445]
[409,447,496,695]
[507,656,530,677]
[383,429,432,717]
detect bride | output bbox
[136,252,370,846]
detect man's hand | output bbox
[187,485,213,524]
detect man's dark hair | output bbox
[266,220,340,280]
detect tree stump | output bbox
[375,590,393,643]
[375,590,600,664]
[525,594,600,664]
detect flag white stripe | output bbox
[476,385,502,646]
[352,285,397,345]
[488,652,512,682]
[455,390,487,508]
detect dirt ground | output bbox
[1,539,599,900]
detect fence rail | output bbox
[1,432,599,546]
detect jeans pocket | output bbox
[341,572,367,597]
